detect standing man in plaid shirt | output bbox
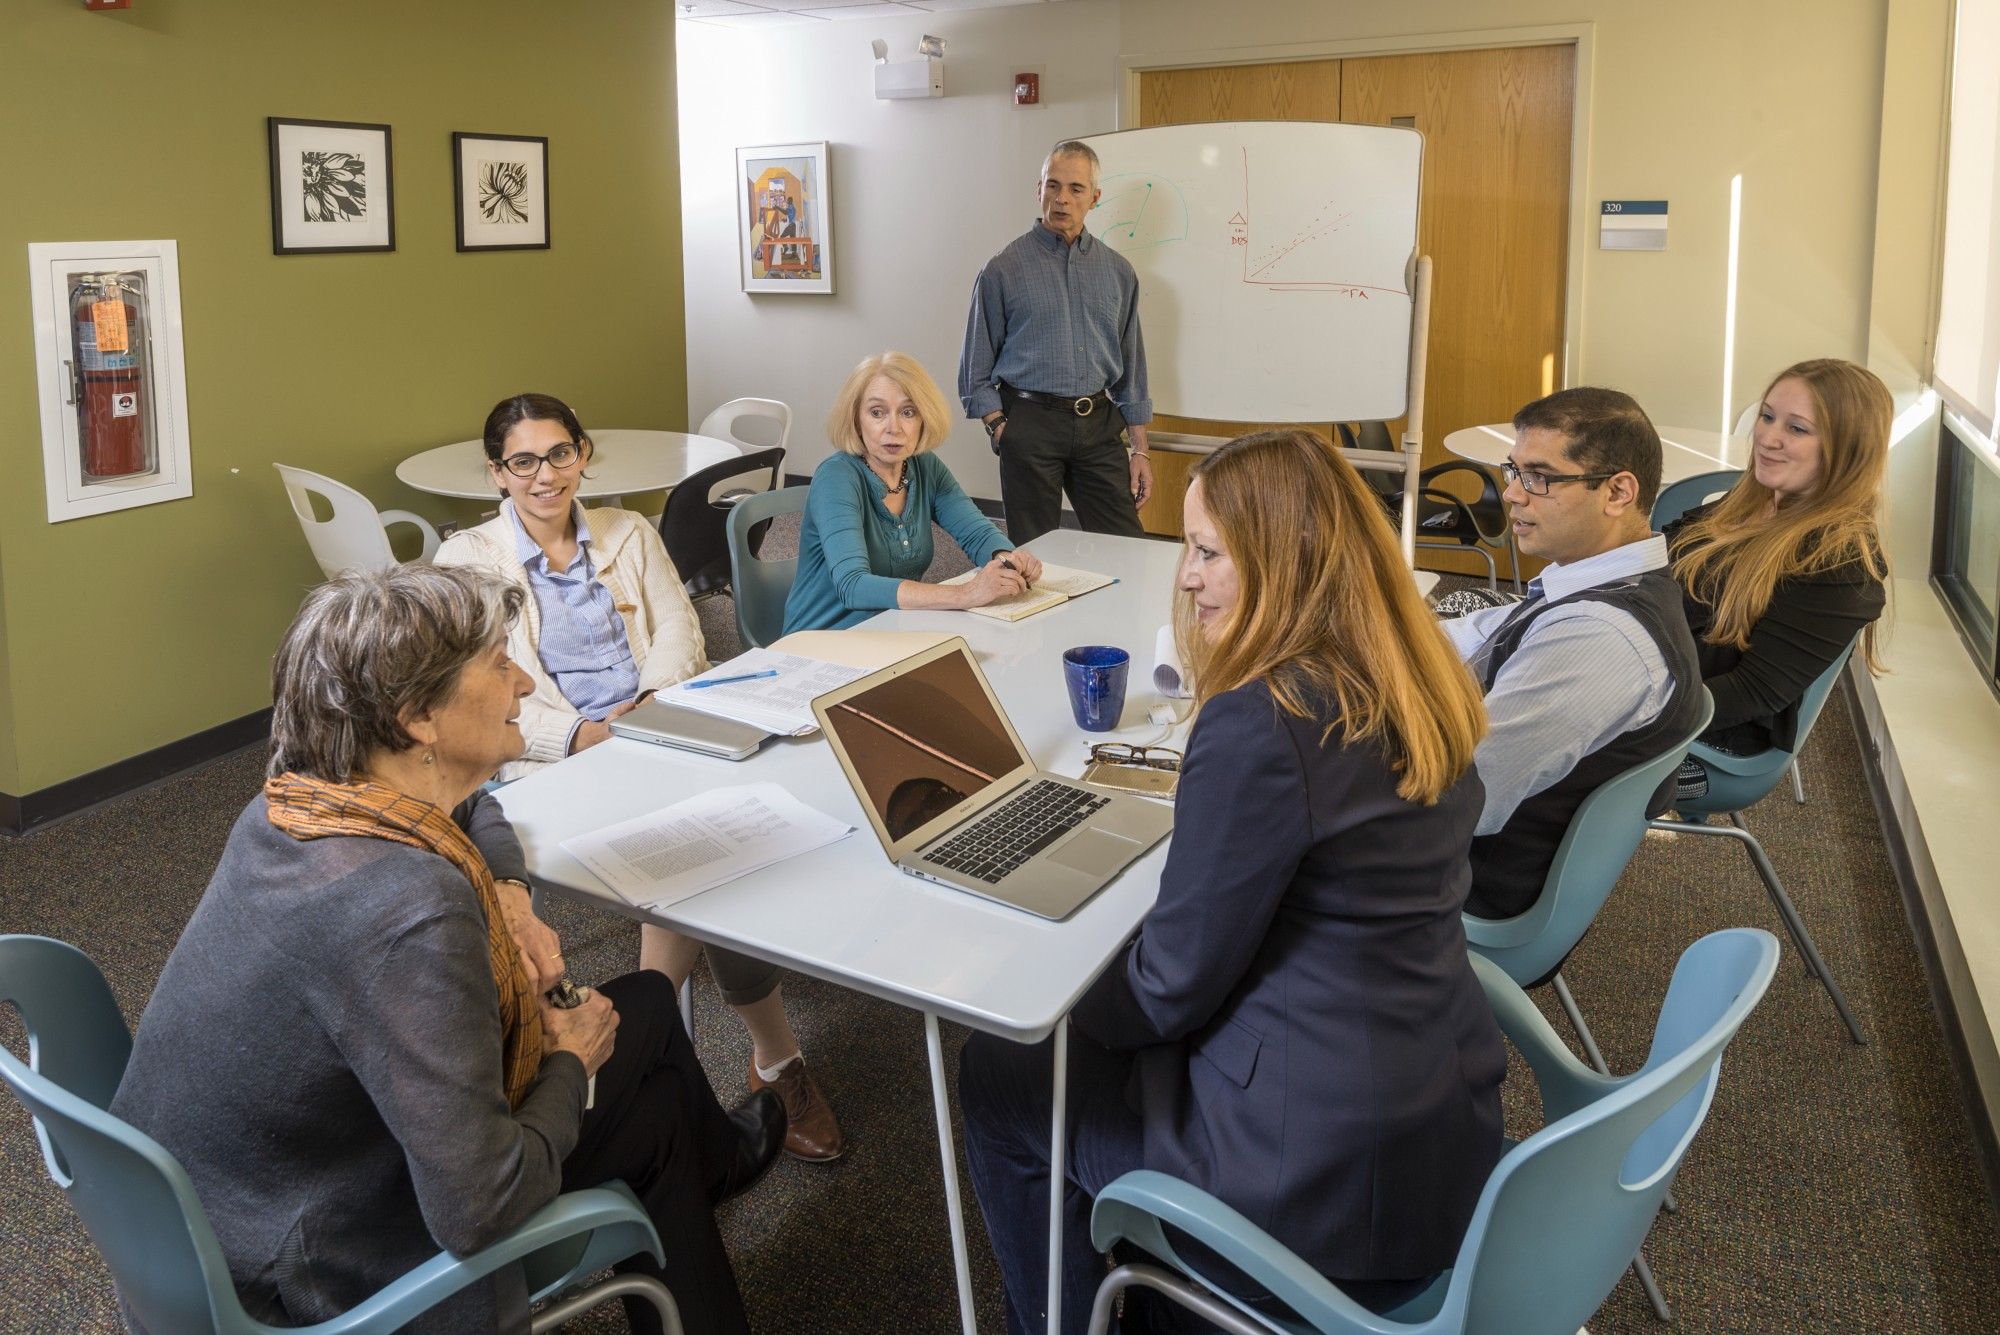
[959,140,1154,544]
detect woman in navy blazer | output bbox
[960,429,1507,1333]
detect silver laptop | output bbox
[812,638,1173,920]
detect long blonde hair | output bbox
[1177,430,1486,804]
[1670,359,1890,671]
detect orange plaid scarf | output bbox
[264,772,545,1110]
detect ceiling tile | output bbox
[905,0,1046,10]
[672,0,764,16]
[793,2,927,18]
[693,9,831,27]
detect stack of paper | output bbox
[561,783,854,910]
[659,649,871,736]
[939,562,1117,622]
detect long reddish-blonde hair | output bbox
[1670,359,1890,671]
[1176,430,1486,804]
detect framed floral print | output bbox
[453,132,551,252]
[267,118,395,254]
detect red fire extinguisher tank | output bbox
[69,274,155,481]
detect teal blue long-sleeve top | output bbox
[781,450,1013,633]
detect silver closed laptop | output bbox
[608,699,769,761]
[812,638,1172,920]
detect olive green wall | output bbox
[0,1,685,795]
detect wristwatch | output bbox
[984,413,1007,440]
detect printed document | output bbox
[659,650,871,735]
[562,783,853,910]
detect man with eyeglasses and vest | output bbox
[958,139,1152,545]
[1442,387,1704,922]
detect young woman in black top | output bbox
[1665,358,1889,761]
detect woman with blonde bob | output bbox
[781,351,1043,633]
[959,431,1506,1333]
[1666,358,1890,764]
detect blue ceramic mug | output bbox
[1063,645,1130,732]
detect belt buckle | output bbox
[1073,396,1095,417]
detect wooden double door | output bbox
[1132,45,1574,583]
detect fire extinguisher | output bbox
[68,272,155,481]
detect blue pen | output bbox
[686,668,781,690]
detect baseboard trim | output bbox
[0,709,272,837]
[1848,675,2000,1218]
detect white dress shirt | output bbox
[1444,534,1676,835]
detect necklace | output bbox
[873,461,908,496]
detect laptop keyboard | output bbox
[923,780,1110,884]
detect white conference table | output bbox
[1442,421,1748,486]
[498,529,1188,1335]
[395,428,744,501]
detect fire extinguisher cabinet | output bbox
[29,240,193,523]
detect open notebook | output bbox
[938,562,1117,623]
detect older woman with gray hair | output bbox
[110,564,784,1335]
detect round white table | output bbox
[396,429,746,501]
[1442,421,1747,486]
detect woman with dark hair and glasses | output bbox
[439,392,845,1164]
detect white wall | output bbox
[678,0,1122,501]
[1119,0,1893,440]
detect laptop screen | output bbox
[818,647,1027,843]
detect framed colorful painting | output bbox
[736,142,833,294]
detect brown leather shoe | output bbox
[748,1055,844,1161]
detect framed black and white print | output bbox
[453,133,550,252]
[267,118,395,254]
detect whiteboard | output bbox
[1081,122,1423,424]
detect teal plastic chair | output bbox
[1463,687,1711,1321]
[1466,689,1715,1074]
[726,484,808,649]
[1649,466,1810,806]
[1083,928,1780,1335]
[0,935,682,1335]
[1649,468,1741,530]
[1648,636,1868,1045]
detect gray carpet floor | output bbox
[3,522,1997,1332]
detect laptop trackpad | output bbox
[1047,829,1141,877]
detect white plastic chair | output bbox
[274,464,441,579]
[692,398,788,493]
[698,397,793,456]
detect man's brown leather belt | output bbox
[1001,384,1112,416]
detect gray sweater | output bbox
[111,793,588,1334]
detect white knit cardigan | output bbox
[436,503,708,778]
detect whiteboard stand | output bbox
[1329,254,1431,567]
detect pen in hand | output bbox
[686,668,781,690]
[1000,556,1032,588]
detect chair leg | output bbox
[1473,543,1498,593]
[1631,1253,1673,1323]
[1789,759,1807,804]
[1088,1263,1273,1335]
[1647,817,1868,1044]
[1505,529,1525,594]
[1551,972,1611,1076]
[1551,973,1681,1214]
[532,1273,683,1335]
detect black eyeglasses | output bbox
[496,440,585,477]
[1500,462,1618,497]
[1087,743,1182,772]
